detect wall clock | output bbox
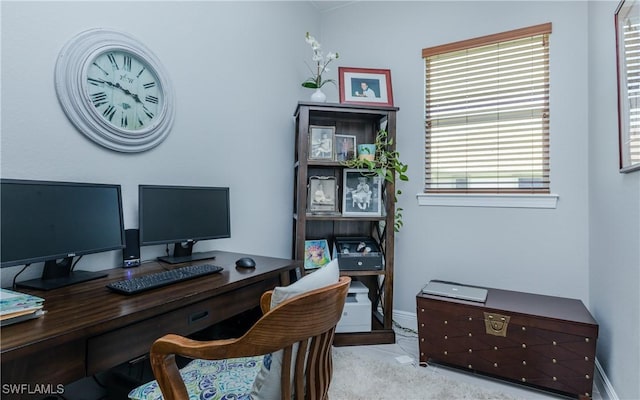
[55,28,174,152]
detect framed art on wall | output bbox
[342,169,382,216]
[308,125,335,160]
[615,0,640,172]
[338,67,393,107]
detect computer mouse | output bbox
[235,257,256,268]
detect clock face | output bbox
[55,29,174,152]
[86,50,162,131]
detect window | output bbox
[615,0,640,172]
[423,23,552,194]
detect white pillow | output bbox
[270,258,340,308]
[250,258,339,400]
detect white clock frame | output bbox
[55,28,175,153]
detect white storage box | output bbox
[336,280,371,333]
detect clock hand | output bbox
[89,77,113,87]
[91,78,143,104]
[113,82,142,104]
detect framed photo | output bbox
[304,239,331,269]
[342,169,382,216]
[339,67,394,106]
[335,134,357,162]
[615,0,640,172]
[308,125,335,160]
[308,176,338,214]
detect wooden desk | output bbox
[1,251,300,388]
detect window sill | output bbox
[416,193,559,209]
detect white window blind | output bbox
[423,23,552,194]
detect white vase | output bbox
[310,88,327,102]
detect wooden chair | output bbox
[131,276,351,400]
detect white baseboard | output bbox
[392,309,617,400]
[595,359,619,400]
[392,309,418,333]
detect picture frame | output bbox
[338,67,394,107]
[308,176,338,214]
[342,169,382,216]
[308,125,335,160]
[304,239,331,270]
[335,134,357,162]
[615,0,640,173]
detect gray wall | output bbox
[1,1,638,399]
[1,1,319,282]
[321,0,589,314]
[588,2,640,399]
[319,1,639,399]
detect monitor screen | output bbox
[138,185,230,263]
[1,179,125,290]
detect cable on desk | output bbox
[70,255,83,272]
[93,374,106,388]
[11,264,30,289]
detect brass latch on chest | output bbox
[484,312,511,337]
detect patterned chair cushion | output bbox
[128,355,264,400]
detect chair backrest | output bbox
[253,275,351,400]
[150,275,351,400]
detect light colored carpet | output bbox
[328,347,519,400]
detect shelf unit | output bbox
[292,101,399,346]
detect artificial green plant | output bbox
[342,130,409,232]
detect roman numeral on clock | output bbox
[107,53,119,70]
[143,82,156,89]
[103,105,116,121]
[145,95,159,104]
[123,55,132,72]
[88,78,104,86]
[143,106,154,119]
[90,92,108,107]
[92,62,109,76]
[121,114,128,128]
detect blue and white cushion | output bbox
[128,356,263,400]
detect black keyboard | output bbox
[107,264,223,295]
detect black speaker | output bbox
[123,229,141,268]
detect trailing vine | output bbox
[342,130,408,232]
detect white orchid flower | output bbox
[302,32,340,89]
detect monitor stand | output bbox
[157,250,218,265]
[17,270,108,291]
[16,257,107,291]
[157,242,217,264]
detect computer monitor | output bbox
[138,185,230,264]
[1,179,126,290]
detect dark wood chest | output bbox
[416,286,598,399]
